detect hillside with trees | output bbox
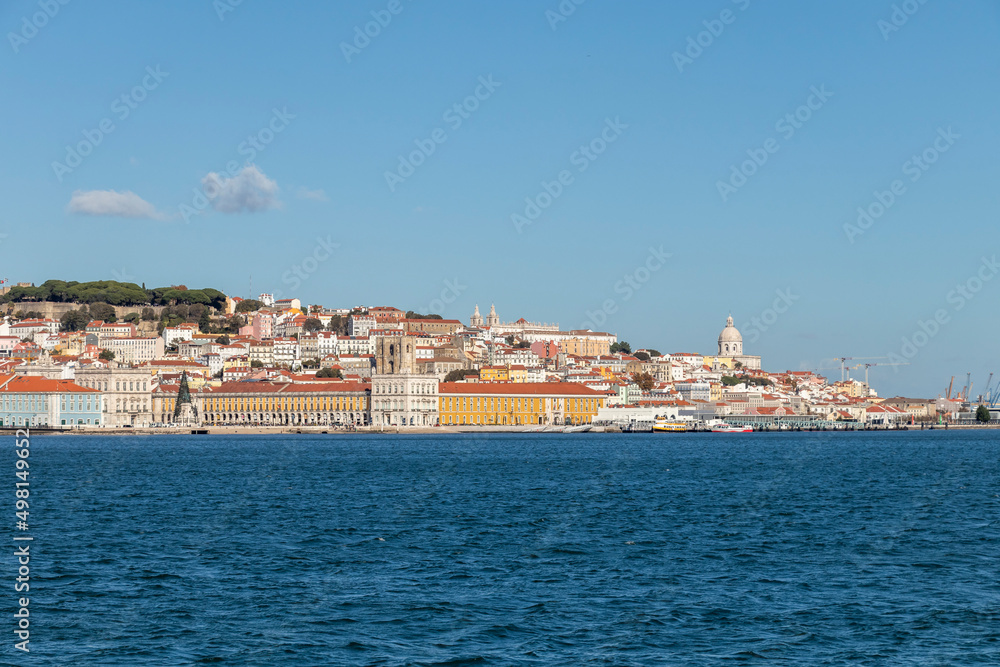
[1,280,227,310]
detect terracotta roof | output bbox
[0,375,98,393]
[439,382,603,396]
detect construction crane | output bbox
[852,361,910,387]
[946,376,955,400]
[835,356,887,383]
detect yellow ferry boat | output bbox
[653,419,687,433]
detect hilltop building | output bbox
[713,315,762,371]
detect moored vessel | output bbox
[653,419,687,433]
[711,423,753,433]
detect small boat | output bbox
[653,419,687,433]
[563,425,591,433]
[711,424,753,433]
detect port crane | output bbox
[978,373,1000,408]
[957,372,973,402]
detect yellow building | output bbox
[561,336,611,357]
[153,380,371,426]
[832,380,868,398]
[703,355,736,370]
[709,381,722,402]
[479,365,527,383]
[439,382,604,426]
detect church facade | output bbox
[710,315,761,371]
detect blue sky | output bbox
[1,0,998,398]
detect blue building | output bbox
[0,374,103,427]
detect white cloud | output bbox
[202,164,279,213]
[296,187,328,202]
[68,189,166,220]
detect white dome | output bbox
[718,315,742,344]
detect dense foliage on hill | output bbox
[1,280,227,309]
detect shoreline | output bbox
[5,423,1000,436]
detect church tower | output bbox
[470,304,483,327]
[486,303,499,327]
[375,336,416,375]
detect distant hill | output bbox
[1,280,228,310]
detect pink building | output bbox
[251,311,274,340]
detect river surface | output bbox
[8,431,1000,665]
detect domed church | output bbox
[718,315,743,356]
[714,314,761,370]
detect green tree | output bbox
[303,318,323,333]
[250,359,264,368]
[123,312,140,323]
[976,404,991,423]
[316,367,342,379]
[88,302,117,322]
[443,368,473,382]
[98,349,115,361]
[235,299,263,313]
[611,341,631,354]
[141,307,156,321]
[187,303,207,322]
[326,315,347,335]
[225,315,245,333]
[215,335,231,345]
[60,309,89,332]
[198,309,212,332]
[646,349,661,358]
[633,351,650,361]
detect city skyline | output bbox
[3,1,998,398]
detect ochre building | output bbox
[438,381,604,426]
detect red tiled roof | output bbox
[439,382,603,396]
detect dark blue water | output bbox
[6,431,1000,665]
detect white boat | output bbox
[563,425,591,433]
[711,424,753,433]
